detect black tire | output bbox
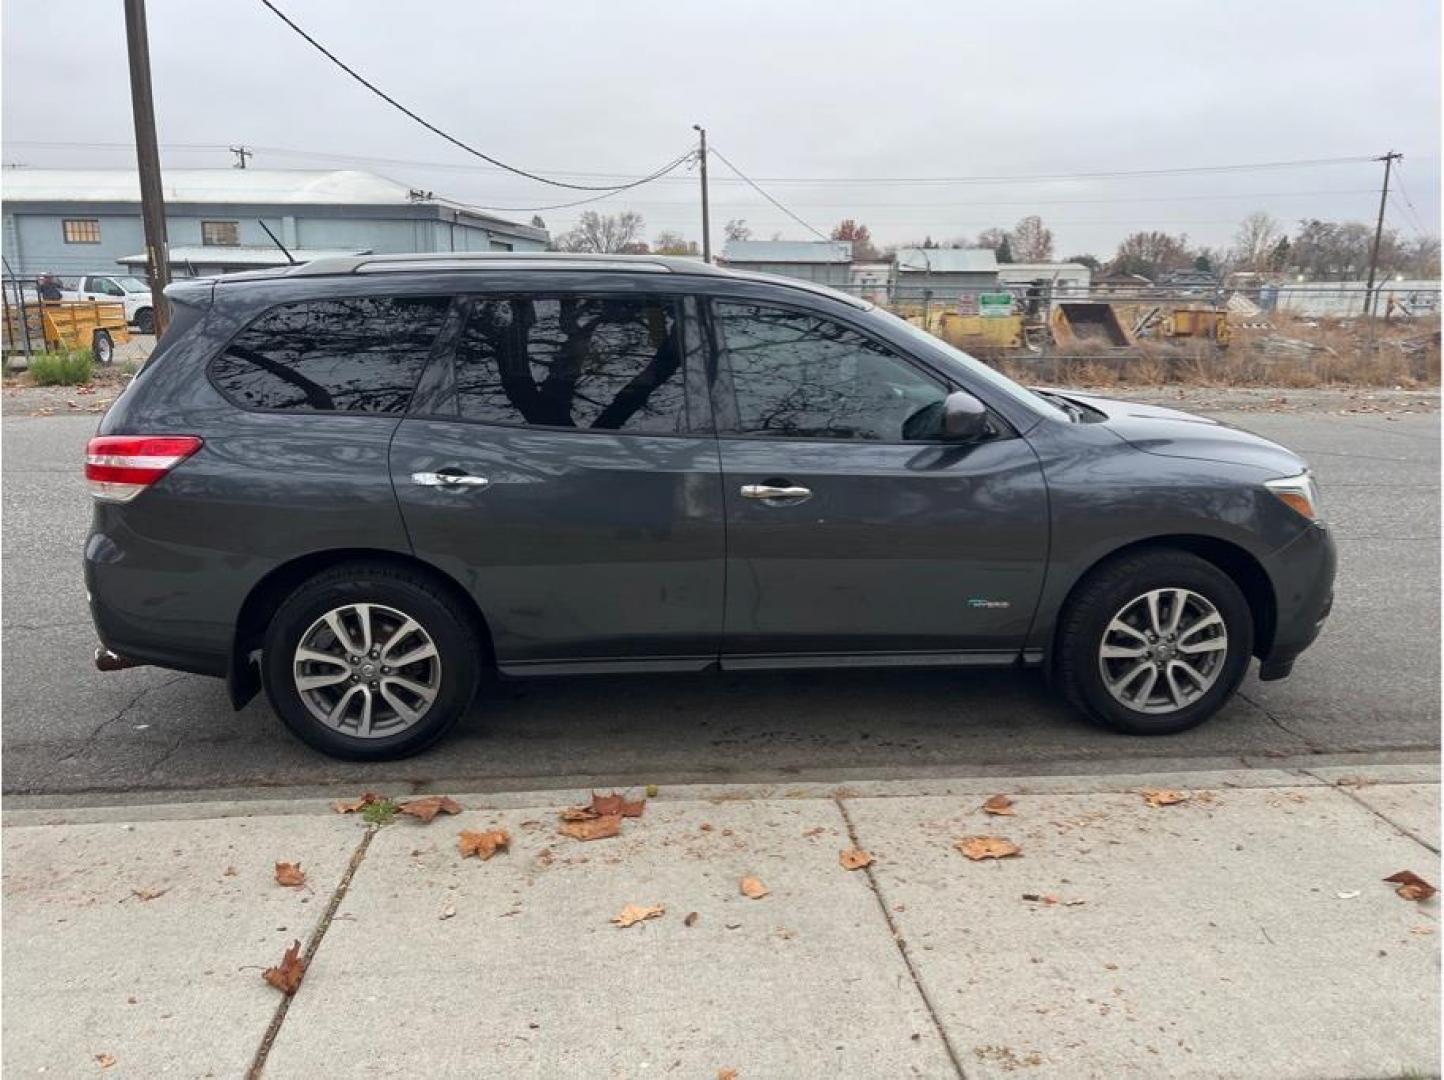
[1055,548,1253,736]
[134,308,154,335]
[262,561,481,760]
[91,329,113,365]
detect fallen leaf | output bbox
[740,876,770,899]
[839,848,874,870]
[611,903,665,928]
[223,866,238,877]
[332,792,383,814]
[559,815,622,841]
[274,862,305,888]
[439,903,456,920]
[459,829,510,860]
[262,939,306,995]
[981,794,1015,816]
[1384,870,1437,902]
[684,911,699,927]
[95,1053,116,1069]
[560,805,599,821]
[956,836,1021,861]
[801,826,826,838]
[590,790,646,818]
[130,885,170,902]
[1140,788,1190,807]
[395,795,463,823]
[718,1070,738,1080]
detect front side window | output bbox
[453,295,687,434]
[63,219,100,244]
[202,220,240,247]
[713,301,947,441]
[211,296,450,413]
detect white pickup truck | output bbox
[61,274,156,334]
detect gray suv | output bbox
[85,253,1335,760]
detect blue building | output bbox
[0,168,547,280]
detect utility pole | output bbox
[1364,150,1402,317]
[124,0,171,336]
[692,125,711,263]
[230,145,253,169]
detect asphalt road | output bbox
[3,403,1438,807]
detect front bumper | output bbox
[1258,520,1336,677]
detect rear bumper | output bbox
[1258,521,1336,676]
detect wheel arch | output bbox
[226,548,495,709]
[1049,535,1277,669]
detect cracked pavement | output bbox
[2,403,1438,806]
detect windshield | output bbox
[871,307,1071,423]
[116,276,150,293]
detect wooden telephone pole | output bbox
[124,0,171,335]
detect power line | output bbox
[706,145,829,240]
[1389,164,1434,239]
[255,0,689,194]
[445,156,697,213]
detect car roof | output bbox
[207,251,870,310]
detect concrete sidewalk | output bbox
[3,765,1439,1079]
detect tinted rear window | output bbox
[210,296,450,413]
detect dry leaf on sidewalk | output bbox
[718,1070,738,1080]
[981,794,1015,816]
[839,848,874,870]
[611,903,665,928]
[1383,870,1437,902]
[956,836,1021,861]
[459,829,510,860]
[684,911,699,927]
[130,885,170,902]
[560,815,622,841]
[396,796,463,823]
[332,792,383,814]
[262,939,306,996]
[591,791,646,818]
[1140,788,1190,807]
[95,1054,116,1069]
[740,876,770,899]
[273,862,306,888]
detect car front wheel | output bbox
[1055,549,1254,735]
[262,563,480,760]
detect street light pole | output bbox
[692,125,711,263]
[124,0,171,335]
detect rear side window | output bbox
[211,296,450,413]
[453,296,687,433]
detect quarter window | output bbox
[210,296,450,413]
[713,302,947,441]
[62,219,101,244]
[453,296,687,433]
[202,220,240,246]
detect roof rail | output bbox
[285,251,732,278]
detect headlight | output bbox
[1265,471,1322,522]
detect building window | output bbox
[202,220,240,247]
[62,219,101,244]
[488,240,513,252]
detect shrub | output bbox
[28,349,93,386]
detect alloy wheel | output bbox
[1097,588,1229,714]
[292,603,442,737]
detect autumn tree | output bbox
[653,231,699,256]
[1009,215,1054,262]
[830,219,878,260]
[554,211,647,253]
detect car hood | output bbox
[1047,390,1308,476]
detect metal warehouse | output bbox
[719,239,854,286]
[892,248,999,304]
[0,168,547,280]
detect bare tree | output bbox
[554,211,647,253]
[1110,231,1195,280]
[972,227,1009,252]
[1010,215,1054,262]
[1231,212,1282,272]
[723,218,752,242]
[653,231,699,256]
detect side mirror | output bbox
[942,390,989,440]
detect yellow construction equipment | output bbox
[1161,307,1231,346]
[1049,302,1136,348]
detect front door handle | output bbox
[411,470,489,491]
[741,483,812,504]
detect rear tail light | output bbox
[85,435,203,502]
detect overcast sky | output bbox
[3,0,1439,255]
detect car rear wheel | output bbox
[92,329,113,365]
[135,308,154,335]
[262,562,480,760]
[1055,549,1253,735]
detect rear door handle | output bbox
[411,470,489,491]
[741,484,812,503]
